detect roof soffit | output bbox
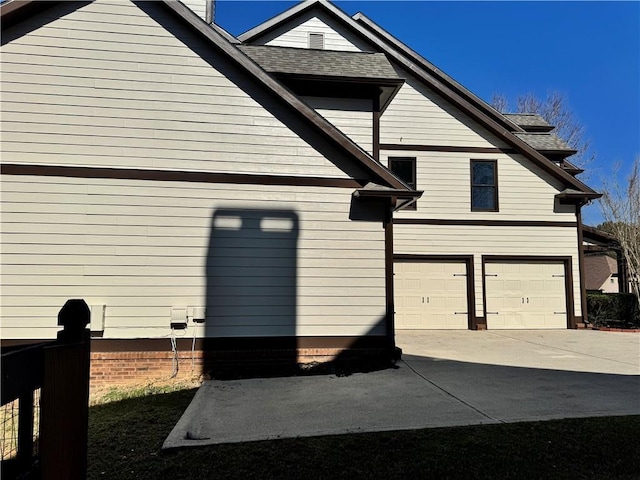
[239,0,597,196]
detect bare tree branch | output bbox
[490,91,595,171]
[599,157,640,303]
[490,93,509,114]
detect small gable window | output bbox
[471,160,498,211]
[389,157,417,210]
[309,32,325,49]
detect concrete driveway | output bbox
[163,330,640,448]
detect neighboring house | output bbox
[0,0,599,384]
[585,255,619,293]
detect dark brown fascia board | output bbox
[275,73,403,112]
[274,72,404,88]
[555,190,601,205]
[239,1,597,197]
[561,159,585,175]
[353,188,423,212]
[521,125,555,133]
[539,148,579,156]
[351,11,524,134]
[159,0,408,191]
[582,225,620,247]
[354,188,423,200]
[0,0,61,30]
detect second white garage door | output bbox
[485,261,567,329]
[395,261,468,329]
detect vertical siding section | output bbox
[393,224,582,319]
[0,1,360,179]
[1,176,386,339]
[255,11,372,52]
[304,96,373,154]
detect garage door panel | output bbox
[486,261,567,329]
[395,260,468,330]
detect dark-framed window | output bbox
[471,160,498,211]
[389,157,417,210]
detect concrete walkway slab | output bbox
[396,330,640,375]
[163,330,640,449]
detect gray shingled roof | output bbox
[503,113,552,128]
[238,45,401,80]
[514,132,576,153]
[585,255,618,291]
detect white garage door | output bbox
[485,262,567,329]
[395,261,468,329]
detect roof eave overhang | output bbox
[538,149,579,157]
[272,73,404,112]
[582,225,621,248]
[353,188,423,211]
[522,126,555,133]
[555,191,601,206]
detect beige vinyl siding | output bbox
[304,97,373,154]
[393,224,582,319]
[381,70,510,149]
[255,11,371,51]
[1,175,386,339]
[180,0,208,21]
[382,150,575,222]
[0,1,360,179]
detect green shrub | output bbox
[587,293,640,327]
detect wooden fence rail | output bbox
[1,299,91,480]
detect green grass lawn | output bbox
[88,386,640,479]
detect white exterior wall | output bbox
[180,0,208,22]
[1,1,360,179]
[382,150,575,222]
[600,277,619,294]
[381,72,511,149]
[255,11,371,51]
[0,1,386,340]
[1,176,386,340]
[303,96,373,154]
[378,58,583,322]
[393,224,582,319]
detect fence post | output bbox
[16,390,35,471]
[39,299,91,480]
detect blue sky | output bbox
[215,1,640,225]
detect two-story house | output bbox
[0,0,598,384]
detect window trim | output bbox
[389,156,417,210]
[470,159,499,212]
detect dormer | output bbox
[238,45,403,113]
[505,113,578,165]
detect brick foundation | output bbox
[89,347,392,386]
